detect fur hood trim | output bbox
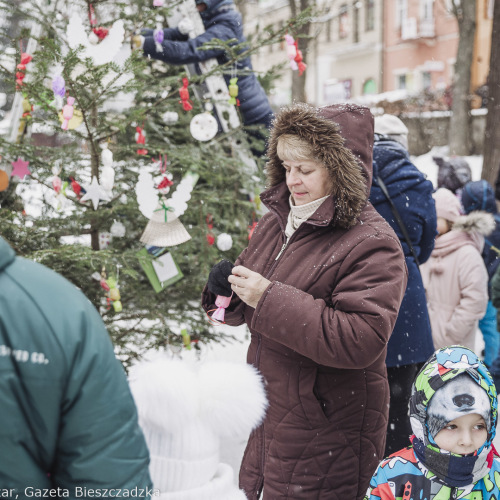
[453,211,495,236]
[265,102,374,229]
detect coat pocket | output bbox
[298,365,329,428]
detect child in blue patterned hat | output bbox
[364,346,500,500]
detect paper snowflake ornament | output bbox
[80,176,111,210]
[67,14,124,66]
[11,158,31,179]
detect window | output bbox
[363,78,377,95]
[395,0,408,28]
[353,1,360,42]
[422,71,431,89]
[339,4,349,39]
[398,74,407,89]
[365,0,375,31]
[420,0,434,21]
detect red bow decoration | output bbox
[16,52,33,90]
[179,77,193,112]
[294,40,306,76]
[157,176,174,191]
[92,27,109,40]
[69,177,83,198]
[135,126,147,155]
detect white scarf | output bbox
[285,195,330,239]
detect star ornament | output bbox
[80,176,111,210]
[11,158,31,179]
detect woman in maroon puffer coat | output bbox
[202,103,407,499]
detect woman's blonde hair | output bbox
[276,134,315,162]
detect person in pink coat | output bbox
[421,187,494,351]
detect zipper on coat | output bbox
[275,242,287,260]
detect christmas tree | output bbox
[0,0,307,367]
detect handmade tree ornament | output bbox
[135,126,147,155]
[211,294,232,323]
[110,220,126,237]
[140,200,191,247]
[17,97,33,138]
[100,143,115,192]
[99,231,112,249]
[52,74,66,109]
[228,77,239,106]
[284,34,298,71]
[11,158,30,180]
[179,77,193,112]
[294,39,307,76]
[61,96,75,130]
[16,51,33,90]
[66,13,124,66]
[69,177,83,198]
[80,176,111,210]
[216,233,233,251]
[162,111,179,124]
[206,214,215,246]
[190,111,218,141]
[153,27,164,53]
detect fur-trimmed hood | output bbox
[264,102,373,229]
[453,210,496,235]
[432,211,495,258]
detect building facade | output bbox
[244,0,493,107]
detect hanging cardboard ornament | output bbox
[190,112,218,141]
[140,202,191,247]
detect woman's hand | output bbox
[228,266,271,309]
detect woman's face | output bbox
[283,159,332,206]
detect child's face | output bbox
[434,413,487,455]
[436,217,451,236]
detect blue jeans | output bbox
[479,300,500,367]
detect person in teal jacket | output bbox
[365,346,500,500]
[0,237,152,496]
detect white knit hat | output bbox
[129,356,268,499]
[433,187,462,223]
[374,114,409,149]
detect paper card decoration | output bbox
[137,247,183,293]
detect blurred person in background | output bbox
[370,114,437,456]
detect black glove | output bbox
[207,260,234,297]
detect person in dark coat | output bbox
[434,155,472,198]
[370,114,437,456]
[137,0,273,129]
[202,103,407,499]
[462,179,500,368]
